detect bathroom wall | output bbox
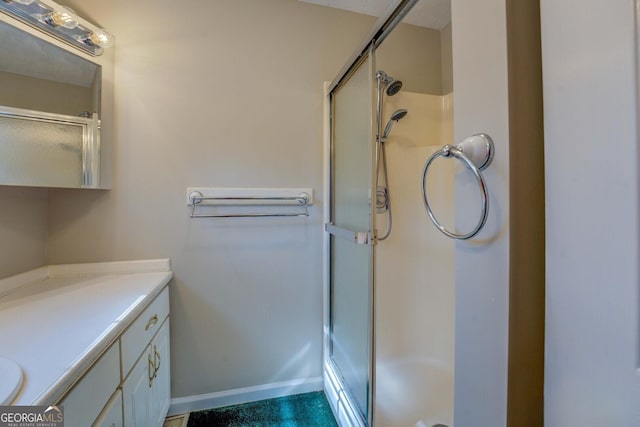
[452,0,512,425]
[376,23,443,95]
[440,23,453,94]
[0,187,47,279]
[542,0,640,424]
[44,0,437,401]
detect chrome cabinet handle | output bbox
[153,345,161,378]
[148,353,155,387]
[145,314,158,331]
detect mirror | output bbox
[0,17,111,189]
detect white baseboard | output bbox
[167,376,324,416]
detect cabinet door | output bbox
[151,320,171,426]
[61,343,120,427]
[93,390,123,427]
[122,345,153,426]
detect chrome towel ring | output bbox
[421,133,494,240]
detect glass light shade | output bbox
[50,6,78,29]
[0,0,108,56]
[89,28,113,48]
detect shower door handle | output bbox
[325,223,371,245]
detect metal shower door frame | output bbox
[323,2,422,426]
[326,43,377,426]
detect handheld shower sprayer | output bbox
[381,109,408,142]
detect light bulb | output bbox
[49,5,78,29]
[88,28,114,48]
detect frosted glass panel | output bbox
[330,56,373,420]
[331,236,370,415]
[0,115,83,188]
[333,61,372,231]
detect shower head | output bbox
[377,70,403,96]
[386,79,403,96]
[382,109,408,141]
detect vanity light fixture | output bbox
[0,0,113,56]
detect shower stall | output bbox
[322,1,459,426]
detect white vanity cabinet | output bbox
[56,286,171,427]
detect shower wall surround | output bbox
[375,91,455,427]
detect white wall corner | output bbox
[451,0,510,425]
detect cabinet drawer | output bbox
[61,342,120,427]
[121,287,169,378]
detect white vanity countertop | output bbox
[0,259,172,406]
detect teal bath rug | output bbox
[187,391,338,427]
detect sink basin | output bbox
[0,357,23,404]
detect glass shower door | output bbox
[327,49,376,424]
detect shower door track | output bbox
[327,0,420,95]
